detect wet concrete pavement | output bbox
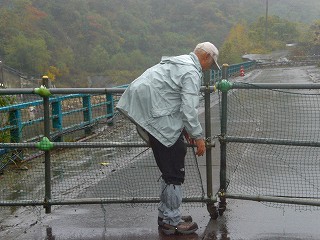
[4,190,320,239]
[2,65,320,239]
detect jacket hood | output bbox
[160,52,202,71]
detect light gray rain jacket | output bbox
[116,52,203,147]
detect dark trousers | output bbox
[148,133,187,185]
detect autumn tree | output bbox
[4,34,50,75]
[309,20,320,55]
[220,23,251,64]
[87,44,110,73]
[249,16,300,51]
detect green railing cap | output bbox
[216,79,233,92]
[34,85,52,97]
[36,137,54,151]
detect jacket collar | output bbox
[190,52,202,72]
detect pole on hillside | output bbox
[265,0,269,48]
[0,61,3,85]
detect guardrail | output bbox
[215,79,320,211]
[211,61,256,84]
[0,61,256,146]
[256,55,320,68]
[0,93,114,143]
[0,76,218,217]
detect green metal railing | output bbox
[0,62,257,218]
[0,75,219,215]
[3,59,320,219]
[215,76,320,212]
[0,61,257,145]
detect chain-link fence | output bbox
[217,80,320,211]
[1,63,263,218]
[0,82,218,217]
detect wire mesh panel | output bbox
[226,88,320,141]
[0,92,205,207]
[0,154,45,203]
[51,114,205,204]
[223,86,320,209]
[0,94,44,176]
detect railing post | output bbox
[216,64,230,216]
[82,95,92,135]
[42,76,51,213]
[9,109,23,160]
[9,109,22,143]
[220,64,229,192]
[106,93,114,126]
[204,70,213,200]
[52,101,63,142]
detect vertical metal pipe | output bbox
[83,95,92,135]
[220,65,228,191]
[9,109,23,160]
[52,101,63,142]
[0,61,4,84]
[106,93,114,126]
[203,70,213,199]
[42,76,51,213]
[9,109,22,143]
[265,0,269,47]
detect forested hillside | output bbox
[0,0,319,87]
[216,0,320,24]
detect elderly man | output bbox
[117,42,219,235]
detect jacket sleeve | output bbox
[180,71,203,139]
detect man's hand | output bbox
[195,138,206,156]
[183,130,206,156]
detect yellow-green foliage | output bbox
[220,16,302,64]
[0,1,319,86]
[219,23,252,64]
[0,96,16,143]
